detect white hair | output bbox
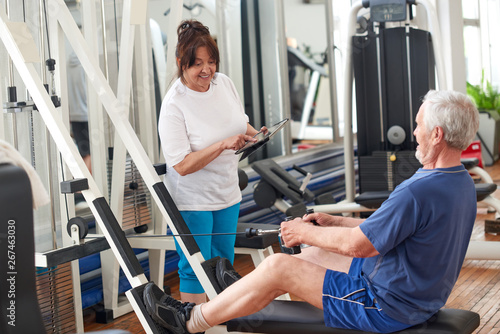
[422,90,479,150]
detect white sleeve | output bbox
[158,105,191,167]
[221,74,249,122]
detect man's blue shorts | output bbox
[322,258,410,333]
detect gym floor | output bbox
[84,160,500,334]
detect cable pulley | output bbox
[124,228,280,239]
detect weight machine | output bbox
[0,1,489,333]
[0,1,230,332]
[249,0,500,261]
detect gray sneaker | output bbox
[143,282,195,334]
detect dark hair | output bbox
[176,19,219,84]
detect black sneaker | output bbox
[216,257,242,291]
[143,282,195,334]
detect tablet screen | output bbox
[235,118,289,159]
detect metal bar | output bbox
[298,71,321,139]
[405,25,414,142]
[375,23,385,147]
[276,0,292,156]
[0,7,147,289]
[343,1,363,202]
[325,0,340,142]
[415,0,447,90]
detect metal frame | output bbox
[342,0,446,203]
[0,1,225,332]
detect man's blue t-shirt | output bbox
[359,165,476,325]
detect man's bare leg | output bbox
[143,248,354,333]
[200,252,328,327]
[297,246,353,273]
[180,292,207,304]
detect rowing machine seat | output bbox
[461,158,479,170]
[354,191,391,209]
[226,300,480,334]
[354,184,496,209]
[475,183,497,201]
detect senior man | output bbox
[144,90,480,334]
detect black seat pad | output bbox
[354,191,391,209]
[461,158,479,170]
[476,183,497,201]
[252,159,315,205]
[355,184,496,208]
[226,300,479,334]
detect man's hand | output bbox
[280,214,378,258]
[302,212,342,227]
[280,217,312,247]
[303,212,365,228]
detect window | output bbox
[463,0,500,88]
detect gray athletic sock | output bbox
[186,304,211,333]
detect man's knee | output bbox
[259,253,295,276]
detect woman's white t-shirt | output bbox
[158,73,249,211]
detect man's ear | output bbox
[432,126,444,144]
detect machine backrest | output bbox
[0,163,47,334]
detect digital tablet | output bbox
[235,118,289,160]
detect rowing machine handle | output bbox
[279,216,301,254]
[245,227,280,238]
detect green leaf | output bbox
[466,70,500,115]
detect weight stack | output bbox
[353,27,435,157]
[36,264,76,334]
[107,152,152,231]
[359,151,421,193]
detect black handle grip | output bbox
[245,227,258,238]
[280,216,301,254]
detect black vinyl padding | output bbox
[475,183,497,201]
[252,159,315,205]
[92,197,144,277]
[355,183,497,209]
[226,300,480,334]
[0,164,46,334]
[461,158,479,170]
[60,177,89,193]
[354,191,391,209]
[152,182,200,255]
[42,236,110,267]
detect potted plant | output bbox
[467,71,500,116]
[466,71,500,166]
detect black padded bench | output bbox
[226,300,480,334]
[235,222,279,249]
[234,222,280,270]
[461,158,480,170]
[355,183,497,210]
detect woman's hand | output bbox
[221,134,256,151]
